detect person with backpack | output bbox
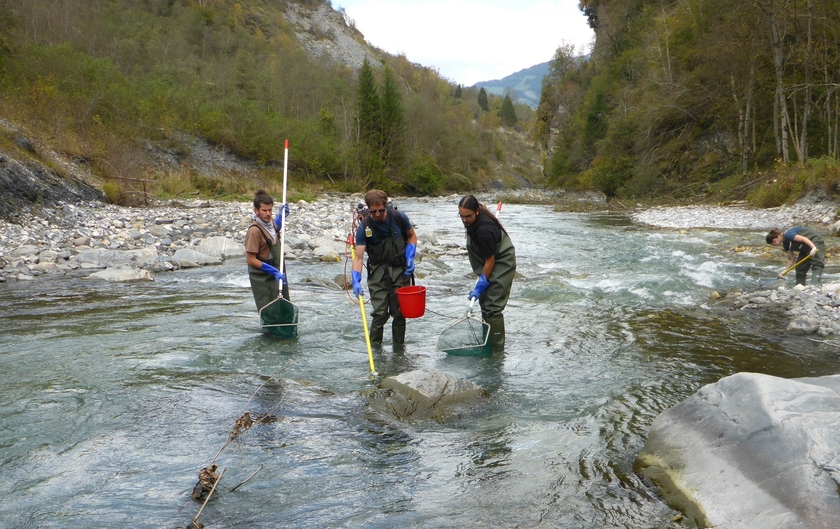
[458,195,516,350]
[351,189,417,345]
[245,190,291,311]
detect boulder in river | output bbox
[88,267,154,282]
[635,372,840,529]
[378,369,486,419]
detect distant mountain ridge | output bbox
[473,62,549,109]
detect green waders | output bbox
[367,234,410,344]
[791,226,825,286]
[467,230,516,350]
[248,237,289,311]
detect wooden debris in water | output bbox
[228,411,254,441]
[191,464,219,502]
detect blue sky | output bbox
[335,0,594,86]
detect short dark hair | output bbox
[365,189,388,207]
[254,189,273,209]
[766,229,782,244]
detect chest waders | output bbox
[366,225,410,344]
[247,226,289,311]
[467,230,516,350]
[787,226,825,286]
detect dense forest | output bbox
[537,0,840,205]
[0,0,538,203]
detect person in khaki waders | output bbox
[766,226,825,286]
[351,189,417,345]
[245,190,290,311]
[458,195,516,350]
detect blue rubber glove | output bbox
[404,243,416,276]
[260,262,286,284]
[351,270,364,298]
[274,203,291,230]
[468,274,490,301]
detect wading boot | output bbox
[485,314,506,351]
[811,268,823,286]
[796,273,807,286]
[392,318,406,345]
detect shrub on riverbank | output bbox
[748,158,840,208]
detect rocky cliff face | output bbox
[282,2,380,70]
[0,120,103,221]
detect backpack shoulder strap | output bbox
[388,206,409,241]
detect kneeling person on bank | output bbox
[245,190,291,311]
[351,190,417,345]
[766,226,825,286]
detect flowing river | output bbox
[1,200,838,528]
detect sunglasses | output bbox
[370,208,387,214]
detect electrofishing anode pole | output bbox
[780,254,812,277]
[278,139,289,295]
[350,243,376,376]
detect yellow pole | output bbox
[359,293,376,374]
[780,254,812,277]
[350,245,376,375]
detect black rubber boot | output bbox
[484,314,506,351]
[392,317,406,344]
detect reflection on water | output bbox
[1,202,838,528]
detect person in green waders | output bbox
[459,195,516,350]
[766,226,825,285]
[351,189,417,345]
[245,190,291,311]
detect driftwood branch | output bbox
[190,467,226,528]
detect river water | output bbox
[1,200,838,528]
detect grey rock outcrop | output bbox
[378,369,486,419]
[636,372,840,528]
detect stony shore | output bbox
[0,194,456,284]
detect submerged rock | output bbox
[636,372,840,529]
[378,369,486,419]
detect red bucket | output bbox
[396,285,426,318]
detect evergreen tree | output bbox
[454,84,462,99]
[356,57,382,181]
[356,58,380,147]
[379,65,404,171]
[500,94,517,127]
[477,87,489,111]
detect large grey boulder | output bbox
[88,267,154,282]
[378,369,486,419]
[194,236,244,259]
[171,248,221,266]
[78,246,158,268]
[636,372,840,529]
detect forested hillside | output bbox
[0,0,540,204]
[537,0,840,204]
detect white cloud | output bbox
[337,0,594,85]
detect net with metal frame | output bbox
[435,301,492,356]
[260,296,299,339]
